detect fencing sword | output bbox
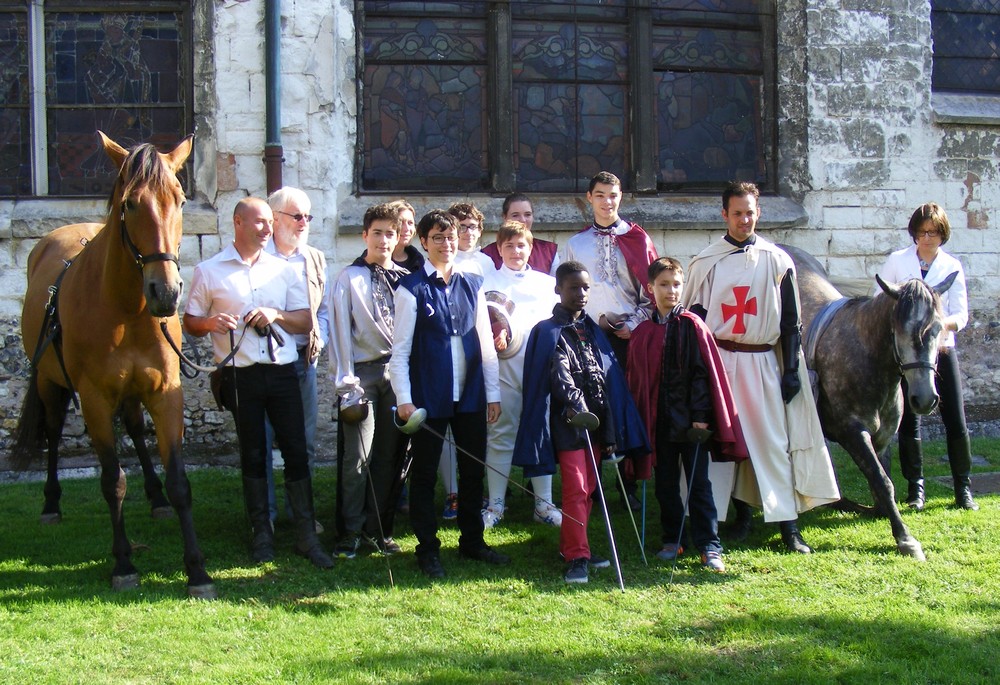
[668,426,713,586]
[606,448,648,566]
[392,406,586,528]
[569,411,625,593]
[341,397,396,588]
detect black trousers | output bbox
[223,363,310,481]
[899,346,968,442]
[655,439,721,554]
[407,407,487,559]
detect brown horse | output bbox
[13,132,215,598]
[783,244,956,561]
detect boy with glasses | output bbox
[389,210,507,578]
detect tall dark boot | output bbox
[779,520,813,554]
[285,477,335,568]
[898,437,925,511]
[729,499,754,542]
[243,476,275,563]
[947,434,979,511]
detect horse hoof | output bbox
[112,573,140,591]
[897,539,926,562]
[150,506,175,520]
[40,512,62,525]
[187,583,218,600]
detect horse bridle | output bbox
[891,331,938,376]
[120,206,178,270]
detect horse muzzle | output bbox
[144,264,183,317]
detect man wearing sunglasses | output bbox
[264,187,329,533]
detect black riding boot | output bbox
[898,437,925,511]
[779,520,813,554]
[243,476,275,563]
[947,434,979,511]
[286,477,335,568]
[729,499,754,542]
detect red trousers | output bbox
[558,445,599,561]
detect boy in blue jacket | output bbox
[513,261,649,584]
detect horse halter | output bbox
[120,206,178,271]
[891,332,937,376]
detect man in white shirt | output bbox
[183,197,333,568]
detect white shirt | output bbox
[389,261,501,406]
[265,241,330,353]
[185,243,309,367]
[878,243,969,348]
[454,248,495,277]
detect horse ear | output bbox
[165,135,194,172]
[875,274,900,300]
[98,130,128,169]
[934,271,959,295]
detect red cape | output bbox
[577,222,658,296]
[625,311,749,481]
[482,239,558,274]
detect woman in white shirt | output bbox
[879,203,977,511]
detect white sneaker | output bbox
[533,505,563,527]
[482,507,504,529]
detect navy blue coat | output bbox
[512,305,650,477]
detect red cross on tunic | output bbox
[721,285,757,335]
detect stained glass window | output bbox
[932,1,1000,95]
[361,11,488,191]
[0,2,191,198]
[0,8,30,196]
[358,0,775,194]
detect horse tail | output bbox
[11,369,46,469]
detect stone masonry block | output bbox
[823,206,864,229]
[862,205,902,229]
[842,119,886,158]
[827,255,869,279]
[963,253,1000,280]
[825,161,889,189]
[810,47,842,82]
[829,229,877,256]
[777,230,831,257]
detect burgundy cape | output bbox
[482,238,558,274]
[626,310,749,481]
[577,222,658,296]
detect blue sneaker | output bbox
[656,543,683,561]
[442,493,458,520]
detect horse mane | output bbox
[106,143,174,211]
[894,279,941,340]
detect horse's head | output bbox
[876,272,958,414]
[101,131,193,317]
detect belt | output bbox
[714,338,775,353]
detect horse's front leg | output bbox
[147,388,216,599]
[122,399,172,519]
[81,397,139,589]
[839,422,925,561]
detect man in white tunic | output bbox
[480,221,561,529]
[682,182,839,553]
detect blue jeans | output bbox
[265,354,318,519]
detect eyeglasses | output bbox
[917,230,941,238]
[429,234,459,245]
[458,223,481,234]
[277,210,314,223]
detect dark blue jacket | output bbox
[513,305,650,477]
[399,268,485,418]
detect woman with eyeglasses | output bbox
[878,202,977,511]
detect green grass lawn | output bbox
[1,438,998,684]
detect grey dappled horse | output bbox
[783,244,956,561]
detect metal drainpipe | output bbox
[263,0,283,194]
